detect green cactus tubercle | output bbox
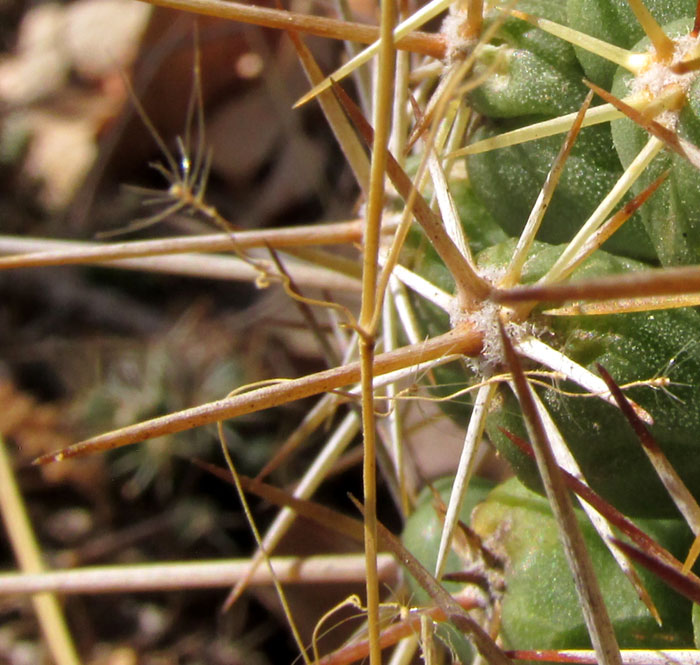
[466,0,700,264]
[400,0,700,656]
[401,477,694,659]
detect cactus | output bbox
[403,476,694,658]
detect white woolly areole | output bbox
[448,262,505,330]
[470,303,535,373]
[440,7,477,63]
[447,266,538,373]
[629,32,700,129]
[448,291,537,375]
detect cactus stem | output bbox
[501,92,592,289]
[540,136,664,288]
[499,321,623,665]
[524,389,661,623]
[503,430,689,567]
[611,538,700,605]
[597,364,700,535]
[451,99,640,157]
[504,8,647,73]
[542,169,670,286]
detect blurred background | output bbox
[0,1,470,661]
